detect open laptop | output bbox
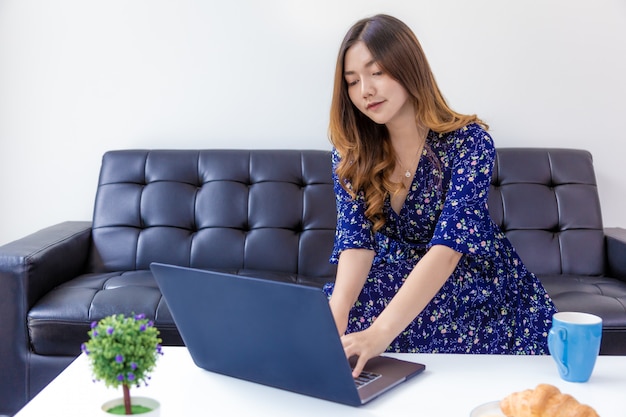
[150,263,425,406]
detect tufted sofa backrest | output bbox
[488,148,604,276]
[89,150,337,282]
[89,148,605,282]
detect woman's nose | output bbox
[361,79,374,98]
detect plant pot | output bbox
[101,396,160,416]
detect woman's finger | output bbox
[351,355,369,378]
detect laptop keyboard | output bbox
[354,371,382,389]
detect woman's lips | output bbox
[366,101,383,110]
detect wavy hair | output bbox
[329,14,487,231]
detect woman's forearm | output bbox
[371,244,462,342]
[329,248,375,333]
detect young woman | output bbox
[324,14,557,377]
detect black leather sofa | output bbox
[1,148,625,416]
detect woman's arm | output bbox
[329,248,375,335]
[342,244,462,377]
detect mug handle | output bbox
[548,327,569,376]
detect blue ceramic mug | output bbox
[548,312,602,382]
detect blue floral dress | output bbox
[324,124,557,354]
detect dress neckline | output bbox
[389,131,433,216]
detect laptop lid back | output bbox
[150,263,362,406]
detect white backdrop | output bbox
[1,0,625,246]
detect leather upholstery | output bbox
[489,148,604,276]
[488,149,626,353]
[88,150,336,277]
[1,148,625,416]
[30,150,336,357]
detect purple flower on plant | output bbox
[140,324,146,332]
[135,313,146,320]
[130,362,137,370]
[107,326,114,335]
[117,374,124,382]
[90,321,98,329]
[115,354,124,364]
[128,373,135,381]
[80,343,89,354]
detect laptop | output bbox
[150,263,426,406]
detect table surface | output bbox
[15,347,626,416]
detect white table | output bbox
[15,347,626,416]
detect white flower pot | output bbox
[101,396,160,416]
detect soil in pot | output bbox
[101,397,160,416]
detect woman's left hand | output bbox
[341,326,393,378]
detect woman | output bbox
[324,14,557,377]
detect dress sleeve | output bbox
[428,125,497,256]
[329,148,375,263]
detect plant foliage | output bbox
[82,314,163,390]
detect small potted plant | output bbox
[81,313,163,415]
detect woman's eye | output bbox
[346,79,359,87]
[373,71,383,76]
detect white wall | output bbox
[1,0,625,246]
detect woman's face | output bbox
[343,41,414,127]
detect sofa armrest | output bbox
[0,221,93,307]
[605,227,626,281]
[0,221,92,413]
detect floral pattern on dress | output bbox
[324,123,557,354]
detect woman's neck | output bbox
[389,122,428,154]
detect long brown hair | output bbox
[329,14,487,231]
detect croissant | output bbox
[499,384,599,417]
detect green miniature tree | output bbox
[82,314,163,415]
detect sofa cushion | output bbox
[27,267,328,356]
[27,270,179,355]
[539,274,626,329]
